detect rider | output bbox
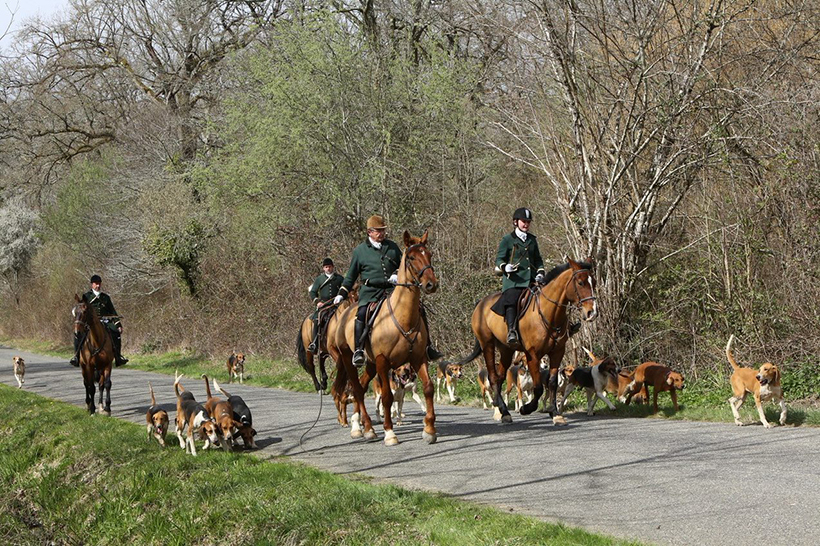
[307,257,344,352]
[70,274,129,367]
[493,207,546,350]
[333,214,443,367]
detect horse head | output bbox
[72,293,92,335]
[402,230,438,295]
[566,258,598,321]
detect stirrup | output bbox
[69,357,80,367]
[307,339,318,353]
[506,330,522,350]
[115,357,129,367]
[352,349,366,368]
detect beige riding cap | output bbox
[366,215,387,230]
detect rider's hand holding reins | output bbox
[333,294,344,305]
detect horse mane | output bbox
[542,260,594,285]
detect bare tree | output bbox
[0,197,39,307]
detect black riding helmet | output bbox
[90,274,102,283]
[322,257,334,267]
[513,208,533,221]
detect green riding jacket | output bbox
[339,238,402,307]
[495,232,546,291]
[83,290,122,332]
[309,272,344,319]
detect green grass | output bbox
[0,385,640,546]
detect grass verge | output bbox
[0,385,640,546]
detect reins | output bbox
[531,267,596,345]
[384,242,430,351]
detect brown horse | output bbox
[458,259,598,425]
[296,289,357,392]
[327,230,439,446]
[72,294,115,415]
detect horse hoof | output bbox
[422,431,437,444]
[102,410,111,417]
[493,408,502,421]
[364,430,378,441]
[351,428,363,439]
[501,414,513,424]
[553,415,568,426]
[384,431,399,446]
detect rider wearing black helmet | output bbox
[491,207,546,350]
[307,257,344,353]
[70,274,129,367]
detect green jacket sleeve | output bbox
[308,276,322,304]
[340,250,361,297]
[495,235,512,269]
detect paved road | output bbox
[3,345,819,546]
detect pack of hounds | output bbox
[332,333,786,429]
[144,352,258,455]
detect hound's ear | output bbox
[420,230,428,245]
[403,230,412,247]
[667,376,674,386]
[774,366,781,384]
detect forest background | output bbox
[1,0,817,399]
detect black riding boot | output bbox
[420,306,443,361]
[112,331,128,367]
[69,332,82,367]
[505,307,521,349]
[352,319,367,368]
[307,319,319,353]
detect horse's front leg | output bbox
[376,357,398,446]
[348,359,377,441]
[546,356,568,425]
[414,359,437,444]
[520,352,543,416]
[85,379,96,415]
[102,369,112,415]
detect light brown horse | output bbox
[297,289,358,392]
[458,259,598,425]
[72,294,115,415]
[327,231,439,446]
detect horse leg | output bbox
[376,357,398,446]
[319,354,329,392]
[85,378,96,415]
[344,359,373,440]
[357,360,378,440]
[414,359,437,444]
[493,347,514,423]
[519,352,543,416]
[102,370,112,415]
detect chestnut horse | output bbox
[327,231,439,446]
[72,293,115,415]
[297,288,358,392]
[458,259,598,425]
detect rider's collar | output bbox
[368,237,382,250]
[91,289,101,297]
[514,228,528,242]
[325,272,333,278]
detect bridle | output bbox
[532,267,597,344]
[393,242,434,288]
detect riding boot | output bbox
[69,332,82,367]
[112,332,129,367]
[419,305,443,361]
[307,319,319,353]
[505,307,522,350]
[352,319,367,368]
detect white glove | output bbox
[333,295,344,305]
[535,273,545,284]
[388,273,399,285]
[504,263,518,274]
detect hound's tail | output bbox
[455,339,482,366]
[726,335,741,371]
[201,373,213,398]
[582,346,598,362]
[213,377,231,398]
[149,382,157,406]
[174,370,184,397]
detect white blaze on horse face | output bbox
[585,278,598,320]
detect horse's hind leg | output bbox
[413,359,437,444]
[319,354,329,392]
[493,346,514,423]
[520,352,543,416]
[101,370,112,415]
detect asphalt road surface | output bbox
[2,345,818,546]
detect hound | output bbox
[12,356,25,388]
[726,334,786,428]
[145,382,169,447]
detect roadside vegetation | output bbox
[0,385,641,546]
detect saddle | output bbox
[358,297,389,345]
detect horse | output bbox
[296,288,358,392]
[457,259,598,425]
[326,230,439,446]
[72,293,116,415]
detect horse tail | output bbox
[213,377,231,398]
[149,382,157,406]
[201,374,213,399]
[296,327,308,373]
[726,334,741,371]
[454,338,482,367]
